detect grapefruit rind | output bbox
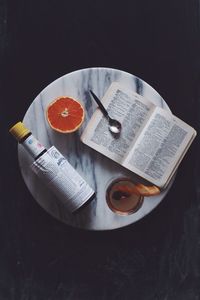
[116,183,160,197]
[132,184,161,196]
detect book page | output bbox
[123,107,196,187]
[81,82,156,164]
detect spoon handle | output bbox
[89,90,109,118]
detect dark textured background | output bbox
[1,0,200,299]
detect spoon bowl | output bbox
[108,118,121,134]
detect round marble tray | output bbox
[19,67,173,230]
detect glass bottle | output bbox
[9,122,95,213]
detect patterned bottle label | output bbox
[31,146,94,212]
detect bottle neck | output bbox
[20,133,47,160]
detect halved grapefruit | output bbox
[46,96,85,133]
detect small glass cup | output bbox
[106,177,144,216]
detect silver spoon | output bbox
[89,90,122,134]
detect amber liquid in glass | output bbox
[106,178,144,216]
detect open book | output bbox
[81,82,197,189]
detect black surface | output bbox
[1,0,200,299]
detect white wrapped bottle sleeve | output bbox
[31,146,94,213]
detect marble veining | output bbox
[19,67,173,230]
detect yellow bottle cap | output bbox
[9,122,30,141]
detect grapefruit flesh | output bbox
[47,96,85,133]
